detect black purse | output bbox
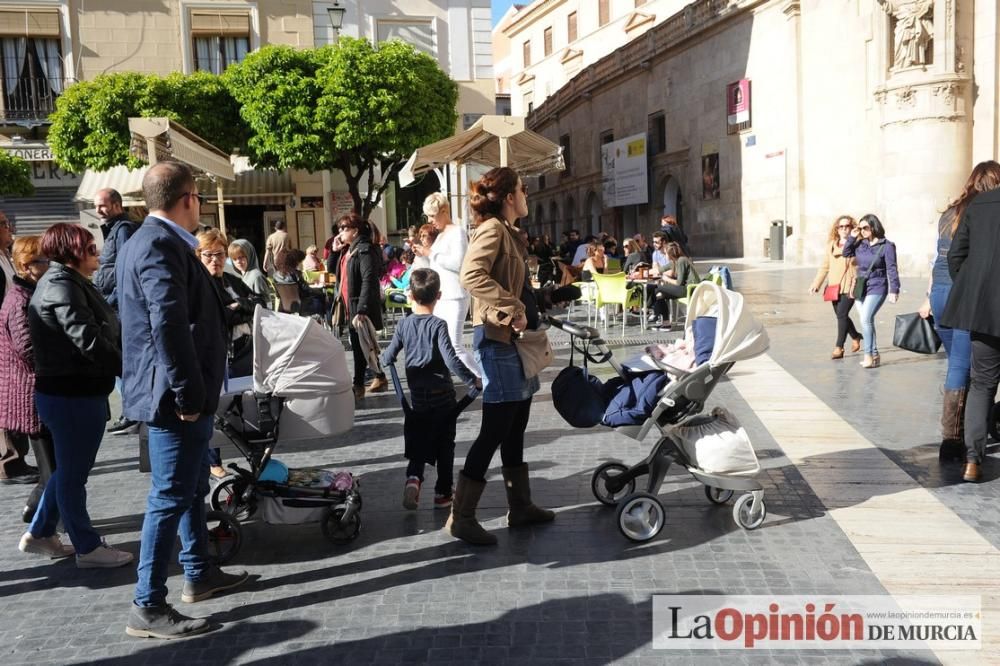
[893,312,942,354]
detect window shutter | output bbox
[190,11,250,36]
[0,9,61,37]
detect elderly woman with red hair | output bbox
[18,224,132,568]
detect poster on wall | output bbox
[600,133,648,207]
[330,192,355,219]
[702,153,720,200]
[297,210,316,249]
[726,79,751,127]
[300,196,324,208]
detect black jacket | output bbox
[332,236,384,330]
[28,261,121,393]
[93,216,139,310]
[942,188,1000,337]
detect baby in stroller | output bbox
[548,281,770,542]
[205,306,361,562]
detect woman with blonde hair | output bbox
[919,160,1000,464]
[809,215,863,359]
[425,191,479,377]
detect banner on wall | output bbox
[727,79,751,127]
[600,133,648,207]
[329,192,355,219]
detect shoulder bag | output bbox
[852,242,885,301]
[516,328,552,379]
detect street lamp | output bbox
[327,2,346,35]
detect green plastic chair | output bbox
[591,272,643,337]
[605,257,622,273]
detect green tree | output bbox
[48,72,249,174]
[0,151,34,197]
[226,39,458,220]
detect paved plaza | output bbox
[1,263,997,664]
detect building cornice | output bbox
[528,0,768,129]
[503,0,568,38]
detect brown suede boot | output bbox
[939,388,967,462]
[502,463,555,527]
[446,473,497,545]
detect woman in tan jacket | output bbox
[809,215,863,359]
[448,167,554,545]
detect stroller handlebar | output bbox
[543,315,602,341]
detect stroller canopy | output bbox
[252,307,351,396]
[686,282,769,366]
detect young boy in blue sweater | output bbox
[381,269,480,509]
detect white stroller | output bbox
[548,281,770,542]
[206,307,360,562]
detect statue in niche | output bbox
[879,0,934,69]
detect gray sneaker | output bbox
[126,603,210,640]
[181,566,249,603]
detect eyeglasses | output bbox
[86,244,99,257]
[29,258,49,266]
[859,225,871,231]
[200,250,226,261]
[837,224,852,229]
[339,224,355,231]
[520,184,529,195]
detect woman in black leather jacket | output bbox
[19,224,132,568]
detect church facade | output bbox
[518,0,997,274]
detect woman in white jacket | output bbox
[425,192,481,378]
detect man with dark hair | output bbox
[262,218,290,276]
[93,187,141,436]
[118,161,247,639]
[381,268,479,510]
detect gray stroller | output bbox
[548,281,771,542]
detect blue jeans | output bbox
[857,292,887,356]
[29,393,108,555]
[930,282,972,390]
[134,412,214,607]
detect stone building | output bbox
[514,0,998,274]
[0,0,493,246]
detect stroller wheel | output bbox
[733,493,766,530]
[591,462,636,506]
[205,510,242,564]
[322,505,362,545]
[704,486,734,505]
[616,492,665,542]
[211,478,255,521]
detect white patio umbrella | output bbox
[399,115,565,187]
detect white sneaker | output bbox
[76,541,134,569]
[647,313,659,323]
[19,532,75,559]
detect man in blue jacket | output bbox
[117,161,247,639]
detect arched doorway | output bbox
[534,203,545,234]
[563,196,575,240]
[661,176,683,228]
[548,201,560,240]
[585,191,601,235]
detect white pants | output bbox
[435,296,481,378]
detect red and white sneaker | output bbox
[433,493,453,510]
[402,476,421,510]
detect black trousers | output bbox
[462,398,532,482]
[832,296,861,348]
[652,283,687,319]
[965,332,1000,463]
[25,431,55,512]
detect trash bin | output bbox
[769,220,784,260]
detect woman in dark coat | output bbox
[941,181,1000,482]
[0,236,51,522]
[20,224,132,567]
[331,213,386,400]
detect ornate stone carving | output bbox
[932,82,958,102]
[896,86,916,107]
[878,1,934,69]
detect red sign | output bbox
[727,79,751,126]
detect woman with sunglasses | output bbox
[842,214,900,368]
[196,229,262,479]
[809,216,863,359]
[19,224,132,568]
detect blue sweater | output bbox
[381,314,478,405]
[842,236,900,296]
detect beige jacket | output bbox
[810,240,857,293]
[460,216,526,344]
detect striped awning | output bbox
[74,159,293,207]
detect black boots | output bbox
[501,464,555,527]
[940,388,967,462]
[446,473,497,545]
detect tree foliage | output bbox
[0,151,34,197]
[227,39,458,219]
[48,72,249,174]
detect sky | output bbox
[492,0,529,27]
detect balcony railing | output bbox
[1,76,66,123]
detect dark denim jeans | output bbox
[929,282,972,390]
[134,412,214,607]
[29,393,107,555]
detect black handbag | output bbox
[893,312,942,354]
